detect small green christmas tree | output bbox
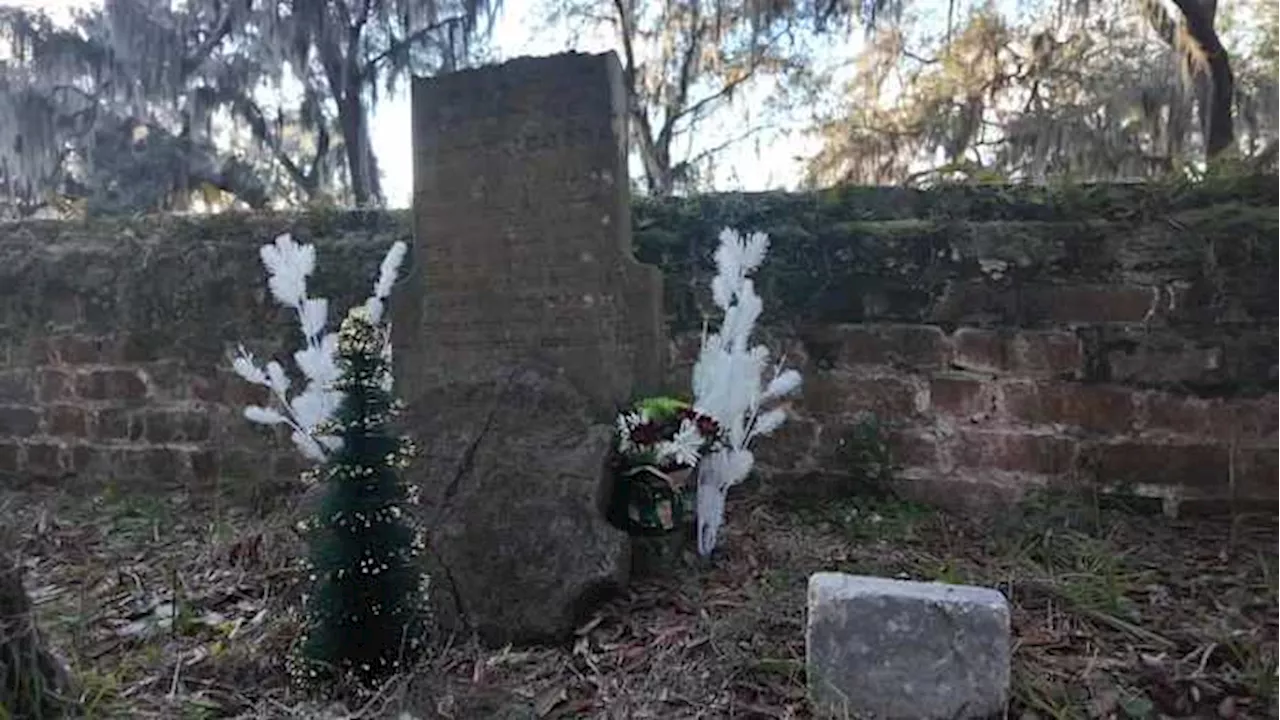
[291,306,428,691]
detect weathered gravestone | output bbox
[392,52,666,645]
[807,572,1011,719]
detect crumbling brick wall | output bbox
[1,181,1275,515]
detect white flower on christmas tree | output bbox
[232,232,409,465]
[691,227,802,557]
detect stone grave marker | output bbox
[392,52,665,645]
[807,572,1012,719]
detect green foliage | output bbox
[636,396,691,422]
[290,308,427,692]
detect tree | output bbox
[544,0,819,195]
[0,5,273,217]
[292,307,428,690]
[213,0,498,206]
[0,0,498,216]
[800,0,1275,185]
[762,0,1260,179]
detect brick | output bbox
[1142,393,1210,437]
[929,375,993,417]
[952,329,1083,377]
[220,449,262,480]
[1025,285,1156,324]
[116,334,161,363]
[0,442,20,475]
[75,369,148,401]
[24,442,65,478]
[93,408,132,441]
[116,447,186,483]
[1017,331,1085,376]
[1003,382,1137,434]
[1084,442,1227,490]
[46,334,112,365]
[0,369,35,404]
[1234,447,1278,499]
[46,405,88,437]
[35,369,73,402]
[0,406,40,437]
[954,431,1078,475]
[951,329,1006,373]
[1213,397,1278,443]
[65,444,98,475]
[753,416,819,472]
[141,409,212,443]
[189,450,219,481]
[802,324,949,371]
[928,281,1018,325]
[804,374,921,418]
[888,429,942,468]
[1101,329,1223,387]
[45,288,83,327]
[192,373,269,406]
[1145,394,1279,443]
[134,361,190,401]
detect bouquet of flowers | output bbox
[609,397,726,535]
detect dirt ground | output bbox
[3,476,1276,719]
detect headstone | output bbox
[806,572,1011,719]
[392,52,665,645]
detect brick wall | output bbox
[0,210,405,498]
[648,181,1279,515]
[1,182,1276,515]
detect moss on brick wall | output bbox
[633,181,1279,333]
[0,179,1275,503]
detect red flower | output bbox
[630,421,662,446]
[695,414,720,438]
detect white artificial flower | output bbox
[244,405,287,425]
[691,227,801,557]
[232,237,410,464]
[266,361,290,395]
[657,418,703,467]
[615,413,637,454]
[259,234,314,309]
[751,408,788,439]
[231,348,269,386]
[300,298,328,339]
[763,369,802,401]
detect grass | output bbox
[1,477,1275,719]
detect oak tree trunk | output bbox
[1170,0,1235,159]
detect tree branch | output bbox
[180,5,234,77]
[357,15,470,82]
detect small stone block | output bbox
[806,572,1011,719]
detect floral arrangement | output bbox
[615,396,726,470]
[609,396,725,535]
[230,232,407,466]
[690,227,802,557]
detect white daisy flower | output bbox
[657,418,703,467]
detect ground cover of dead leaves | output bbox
[2,479,1275,720]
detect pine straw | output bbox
[1,481,1275,719]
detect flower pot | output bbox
[607,463,695,537]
